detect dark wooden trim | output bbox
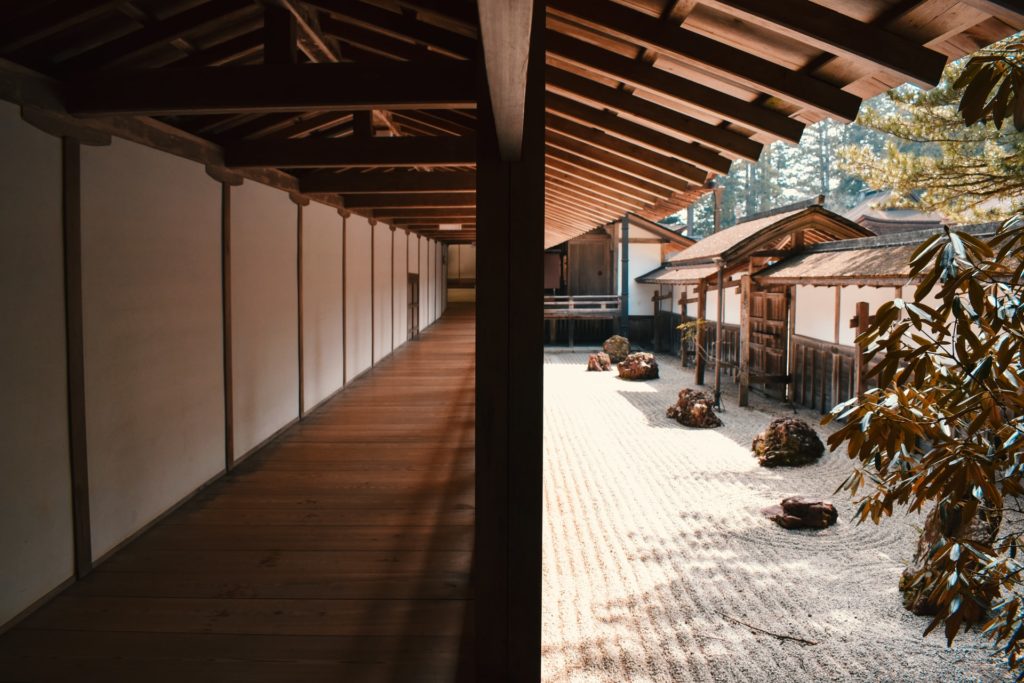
[66,62,478,117]
[301,168,476,194]
[475,2,545,678]
[62,136,92,578]
[21,106,111,146]
[342,215,348,385]
[225,136,477,169]
[391,226,396,352]
[619,213,630,336]
[0,576,75,636]
[371,221,376,366]
[296,202,305,416]
[221,182,235,470]
[738,273,751,407]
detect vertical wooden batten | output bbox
[341,212,347,385]
[738,272,751,407]
[295,199,305,417]
[390,226,396,352]
[619,214,630,336]
[61,137,92,577]
[475,1,545,678]
[220,181,235,469]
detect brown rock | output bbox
[617,352,659,380]
[751,417,824,467]
[587,352,612,371]
[666,388,722,428]
[603,335,630,363]
[763,496,838,529]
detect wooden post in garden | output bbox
[714,260,725,403]
[695,279,707,385]
[739,272,751,407]
[786,286,797,402]
[679,287,687,367]
[852,301,871,396]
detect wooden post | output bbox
[714,261,724,402]
[694,279,707,385]
[62,137,92,578]
[830,349,841,409]
[785,285,796,402]
[678,286,687,367]
[295,201,304,416]
[738,272,751,407]
[220,182,235,469]
[475,3,544,679]
[619,213,630,337]
[853,301,870,396]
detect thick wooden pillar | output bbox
[694,279,707,385]
[738,273,751,407]
[853,301,870,396]
[475,2,545,680]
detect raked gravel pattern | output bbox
[542,350,1010,683]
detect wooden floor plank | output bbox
[0,304,475,682]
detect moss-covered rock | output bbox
[602,335,630,363]
[666,388,722,428]
[751,417,824,467]
[617,352,658,380]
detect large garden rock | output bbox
[587,352,612,372]
[666,388,722,428]
[617,352,659,380]
[751,417,824,467]
[763,497,838,529]
[603,335,630,363]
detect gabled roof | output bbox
[636,262,720,286]
[755,222,1002,285]
[666,203,873,267]
[624,212,695,248]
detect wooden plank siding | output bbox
[0,304,476,683]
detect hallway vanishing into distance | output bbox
[0,305,475,683]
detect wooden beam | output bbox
[307,0,477,58]
[546,92,731,173]
[546,66,762,161]
[545,169,648,210]
[279,0,340,63]
[224,135,476,168]
[960,0,1024,26]
[546,152,660,204]
[378,208,476,220]
[62,137,92,578]
[0,1,124,53]
[478,0,534,160]
[548,0,862,120]
[343,192,476,209]
[62,0,255,72]
[168,30,263,67]
[301,169,476,194]
[546,111,709,184]
[547,129,697,193]
[704,0,947,88]
[66,62,477,116]
[546,31,805,142]
[263,5,298,65]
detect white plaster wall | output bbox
[723,286,741,325]
[345,215,373,378]
[705,289,719,323]
[301,202,344,412]
[420,237,429,327]
[81,138,224,559]
[373,223,393,362]
[627,242,663,313]
[393,230,408,348]
[838,285,899,346]
[0,102,73,625]
[794,285,838,342]
[408,233,420,274]
[231,181,298,460]
[450,244,476,279]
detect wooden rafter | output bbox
[300,169,475,194]
[66,62,477,116]
[225,135,476,168]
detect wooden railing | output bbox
[543,295,621,319]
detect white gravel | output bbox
[542,350,1010,683]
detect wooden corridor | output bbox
[0,304,475,683]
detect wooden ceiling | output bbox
[1,0,1021,247]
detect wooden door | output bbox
[749,285,789,398]
[568,236,611,295]
[407,273,420,340]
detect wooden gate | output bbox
[748,284,789,398]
